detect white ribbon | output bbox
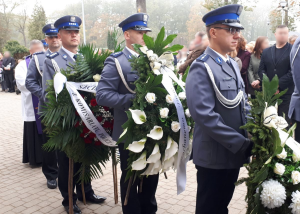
[140,46,190,194]
[51,59,116,147]
[263,103,300,156]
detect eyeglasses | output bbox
[48,36,58,39]
[213,27,241,35]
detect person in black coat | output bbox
[258,25,293,127]
[1,51,16,92]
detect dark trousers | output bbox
[292,120,300,142]
[1,77,6,91]
[58,151,94,206]
[41,130,58,180]
[279,96,292,127]
[196,165,240,214]
[118,143,159,214]
[5,72,14,92]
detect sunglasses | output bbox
[213,27,241,35]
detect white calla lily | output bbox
[54,72,67,96]
[141,161,161,176]
[131,152,147,171]
[162,156,175,173]
[139,46,148,54]
[147,126,163,140]
[146,50,154,58]
[147,144,161,163]
[130,109,147,124]
[127,138,147,153]
[165,136,179,160]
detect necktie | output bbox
[73,54,77,61]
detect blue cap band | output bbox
[122,20,147,32]
[56,22,79,30]
[205,13,239,26]
[45,28,58,35]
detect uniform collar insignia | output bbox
[63,54,67,60]
[216,57,222,65]
[128,54,132,59]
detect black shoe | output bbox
[16,89,21,95]
[79,194,106,204]
[47,179,57,189]
[64,204,82,214]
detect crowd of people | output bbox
[1,3,300,214]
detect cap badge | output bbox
[143,15,148,22]
[51,24,55,29]
[70,16,76,22]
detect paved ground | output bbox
[0,92,248,214]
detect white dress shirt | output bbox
[126,46,139,57]
[15,60,35,122]
[210,47,230,62]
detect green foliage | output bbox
[107,28,124,50]
[4,40,28,57]
[28,4,47,41]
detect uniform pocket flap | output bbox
[220,80,237,90]
[126,74,139,82]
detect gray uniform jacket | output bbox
[25,50,51,113]
[186,47,251,169]
[96,48,137,142]
[289,37,300,121]
[42,48,75,103]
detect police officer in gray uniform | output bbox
[26,23,60,189]
[289,36,300,142]
[43,15,106,214]
[96,14,159,214]
[185,5,253,214]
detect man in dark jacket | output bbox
[0,52,6,92]
[258,25,293,126]
[1,51,16,92]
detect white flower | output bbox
[139,46,148,54]
[162,156,175,173]
[293,152,300,163]
[146,144,161,163]
[289,190,300,214]
[127,138,147,153]
[54,72,67,96]
[147,126,163,140]
[292,171,300,185]
[178,92,186,100]
[260,179,286,209]
[146,50,154,58]
[171,121,180,133]
[131,152,147,171]
[150,62,161,75]
[165,136,178,160]
[188,126,191,132]
[276,148,287,159]
[185,109,191,118]
[141,160,161,176]
[274,163,285,176]
[166,95,173,104]
[93,74,101,82]
[145,93,156,104]
[129,109,147,124]
[160,108,169,118]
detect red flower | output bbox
[74,121,80,127]
[90,99,97,107]
[103,121,113,129]
[103,106,110,111]
[84,138,92,144]
[83,127,90,134]
[95,141,102,146]
[80,132,85,138]
[89,132,96,139]
[96,116,103,122]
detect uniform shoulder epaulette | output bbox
[46,52,59,59]
[33,51,44,56]
[110,52,123,58]
[196,53,209,62]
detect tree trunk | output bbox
[136,0,146,13]
[284,0,288,26]
[22,32,26,46]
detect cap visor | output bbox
[60,27,80,31]
[132,27,152,32]
[222,22,244,29]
